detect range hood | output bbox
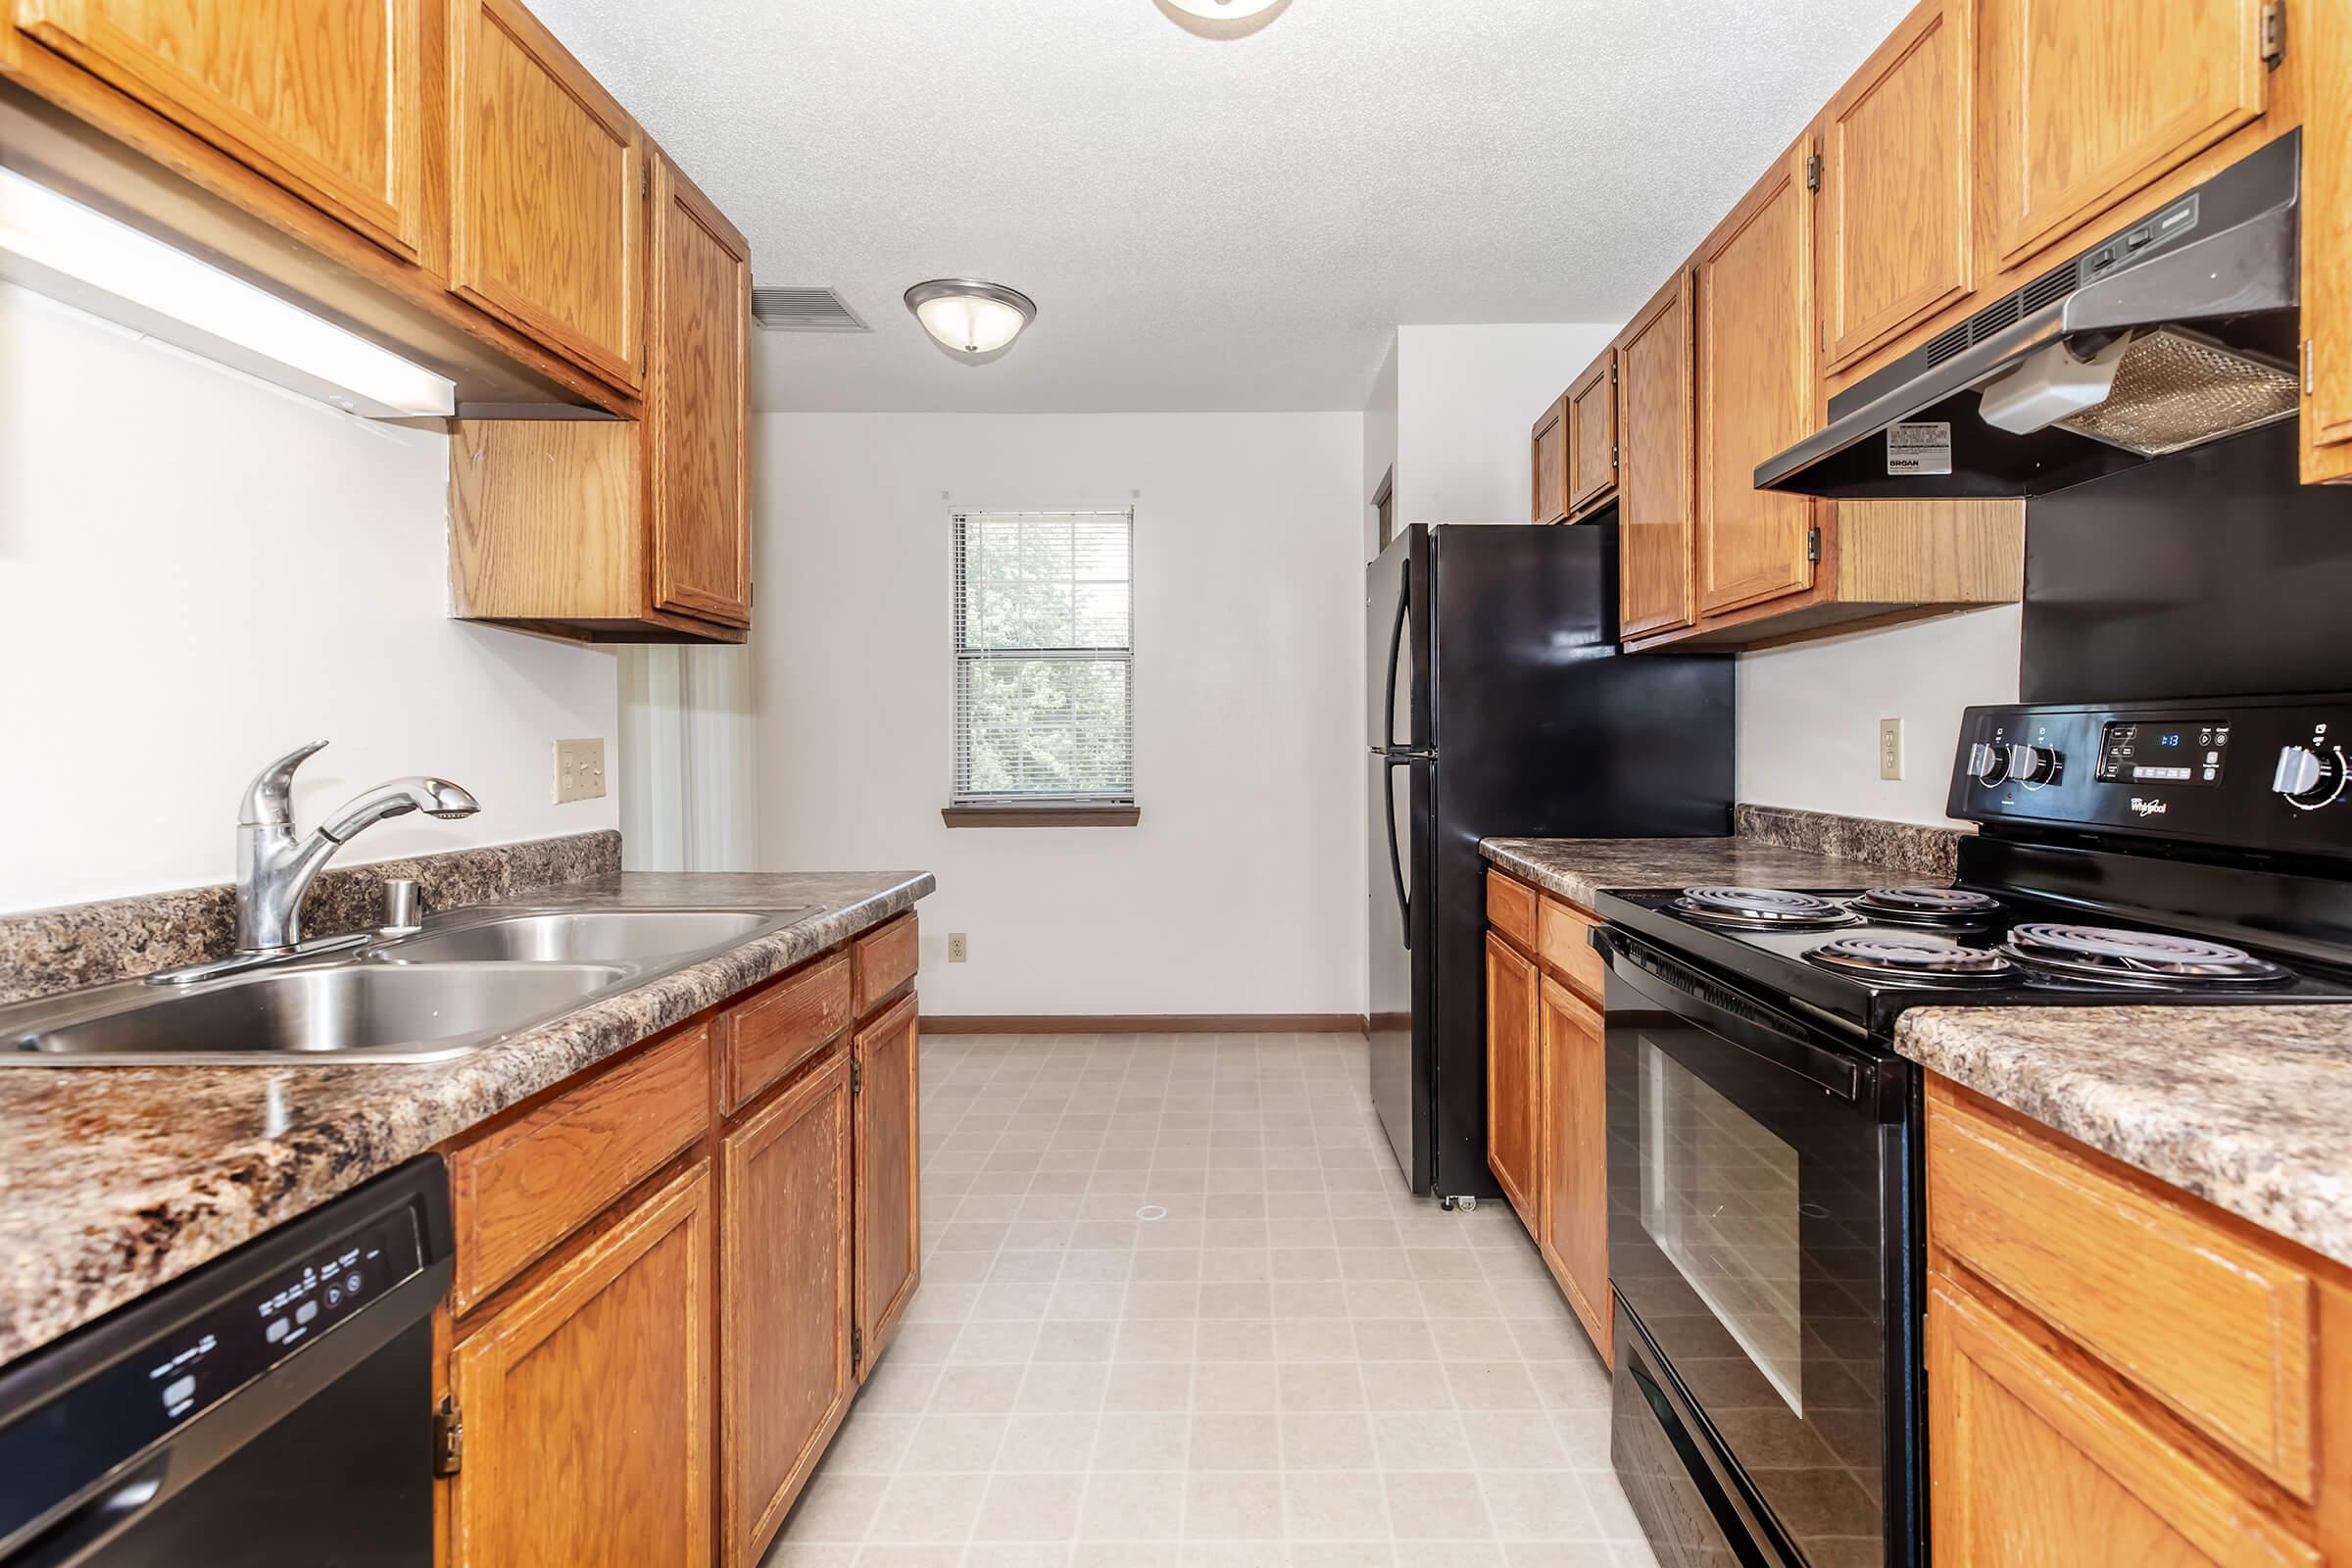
[1758,130,2302,498]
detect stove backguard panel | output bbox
[2022,422,2352,705]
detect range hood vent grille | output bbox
[751,286,871,332]
[1921,261,2081,371]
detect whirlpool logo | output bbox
[2130,797,2169,817]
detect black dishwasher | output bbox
[0,1156,453,1567]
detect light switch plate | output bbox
[555,737,607,804]
[1879,718,1903,781]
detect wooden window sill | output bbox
[941,806,1141,828]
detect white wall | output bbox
[1395,322,1620,525]
[1361,336,1398,562]
[1738,605,2023,824]
[754,412,1365,1016]
[0,283,619,911]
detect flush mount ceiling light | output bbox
[905,278,1036,359]
[1164,0,1285,15]
[0,166,454,417]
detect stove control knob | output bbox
[2005,744,2062,786]
[2273,745,2347,809]
[1966,742,2009,786]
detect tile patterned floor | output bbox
[765,1032,1660,1568]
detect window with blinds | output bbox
[951,509,1135,807]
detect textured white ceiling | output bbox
[528,0,1916,413]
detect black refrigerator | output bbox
[1367,521,1734,1200]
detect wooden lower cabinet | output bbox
[1485,871,1611,1364]
[439,926,923,1567]
[722,1050,854,1568]
[853,993,922,1377]
[1537,975,1609,1362]
[1485,931,1541,1226]
[448,1163,713,1568]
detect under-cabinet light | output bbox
[0,166,455,418]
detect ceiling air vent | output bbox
[750,286,870,332]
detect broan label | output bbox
[1886,421,1953,476]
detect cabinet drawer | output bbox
[1925,1080,2315,1496]
[1537,896,1606,1003]
[1486,870,1539,952]
[450,1024,711,1312]
[852,913,917,1016]
[722,952,851,1113]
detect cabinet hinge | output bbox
[1610,443,1620,468]
[1609,360,1619,386]
[2305,338,2316,397]
[851,1058,862,1096]
[1806,525,1822,564]
[852,1325,863,1370]
[1803,153,1822,193]
[2261,0,2285,68]
[433,1397,464,1477]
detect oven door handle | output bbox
[1594,927,1864,1102]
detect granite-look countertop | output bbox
[1897,1005,2352,1272]
[0,870,932,1366]
[1481,834,1950,908]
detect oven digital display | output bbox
[2097,720,2229,786]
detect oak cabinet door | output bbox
[1615,271,1696,640]
[854,993,921,1379]
[2303,1,2352,477]
[1530,395,1569,524]
[1980,0,2272,270]
[1565,350,1618,515]
[1925,1273,2317,1568]
[723,1051,854,1568]
[16,0,427,259]
[1695,136,1820,617]
[1484,931,1539,1230]
[1537,975,1610,1363]
[648,152,752,627]
[449,1164,712,1568]
[1822,0,1973,370]
[447,0,642,388]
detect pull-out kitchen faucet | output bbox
[234,741,479,955]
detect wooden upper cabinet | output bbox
[1537,974,1610,1364]
[648,152,752,627]
[1694,132,1820,618]
[1615,270,1696,641]
[1979,0,2273,270]
[722,1051,854,1568]
[1531,395,1569,523]
[853,993,920,1380]
[448,0,643,389]
[448,1163,712,1568]
[1565,349,1618,515]
[15,0,428,260]
[2303,0,2352,480]
[1822,0,1974,370]
[1484,930,1539,1229]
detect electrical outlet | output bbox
[947,932,968,963]
[554,737,607,804]
[1879,718,1904,781]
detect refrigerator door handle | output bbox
[1381,567,1409,751]
[1383,755,1414,948]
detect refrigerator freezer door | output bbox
[1367,525,1431,754]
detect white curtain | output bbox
[617,645,759,871]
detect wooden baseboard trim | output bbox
[920,1013,1369,1035]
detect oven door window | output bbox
[1642,1040,1804,1416]
[1608,1007,1889,1568]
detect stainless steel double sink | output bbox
[0,906,815,1066]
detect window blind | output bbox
[951,509,1135,806]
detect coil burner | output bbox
[1804,932,2020,989]
[2000,923,2294,989]
[1848,887,2004,926]
[1665,886,1861,932]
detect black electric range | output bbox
[1589,692,2352,1568]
